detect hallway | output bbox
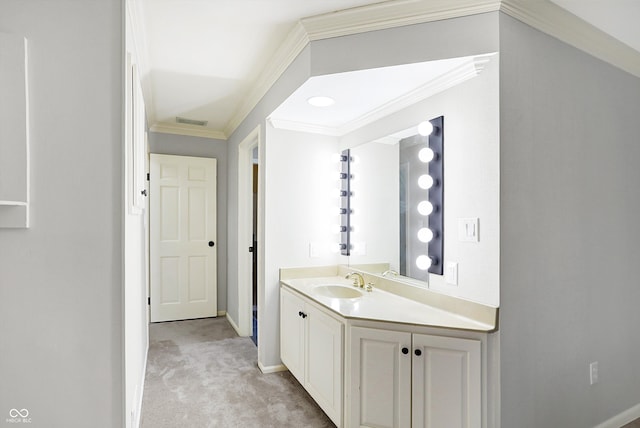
[140,317,334,427]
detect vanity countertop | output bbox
[280,275,496,332]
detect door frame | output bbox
[237,125,261,337]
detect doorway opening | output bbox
[251,148,258,345]
[237,125,261,343]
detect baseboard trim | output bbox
[226,312,242,336]
[258,361,288,374]
[217,310,226,317]
[594,403,640,428]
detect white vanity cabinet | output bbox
[280,287,344,426]
[349,326,481,428]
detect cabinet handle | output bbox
[298,311,303,317]
[301,312,307,319]
[401,347,409,355]
[414,349,422,357]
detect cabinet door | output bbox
[412,334,481,428]
[280,288,305,383]
[305,304,343,426]
[350,327,412,428]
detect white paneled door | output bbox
[150,154,217,322]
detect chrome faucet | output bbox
[345,272,365,288]
[382,269,398,277]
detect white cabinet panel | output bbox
[349,327,482,428]
[350,327,412,428]
[280,287,343,427]
[280,287,305,383]
[306,303,343,424]
[412,334,481,428]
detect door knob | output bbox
[249,246,254,253]
[414,349,422,356]
[401,347,409,355]
[208,241,215,247]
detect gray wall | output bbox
[0,1,124,427]
[499,13,640,428]
[225,45,312,334]
[149,131,229,312]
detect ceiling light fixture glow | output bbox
[307,96,335,107]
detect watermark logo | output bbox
[6,408,31,424]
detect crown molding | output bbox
[300,0,501,41]
[223,0,640,139]
[337,53,494,135]
[225,0,502,139]
[150,122,227,140]
[373,135,402,145]
[500,0,640,78]
[269,54,494,137]
[224,22,310,138]
[268,118,342,137]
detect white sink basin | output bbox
[313,284,363,299]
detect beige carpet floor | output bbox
[140,317,335,428]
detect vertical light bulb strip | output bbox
[339,149,351,256]
[398,116,444,279]
[427,116,444,275]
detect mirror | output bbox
[346,116,444,284]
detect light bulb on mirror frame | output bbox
[418,174,434,189]
[416,255,432,270]
[418,121,434,136]
[330,243,346,253]
[331,153,344,163]
[333,225,347,234]
[417,200,434,216]
[417,227,434,243]
[418,147,434,163]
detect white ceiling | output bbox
[136,0,640,139]
[269,55,488,136]
[138,0,382,135]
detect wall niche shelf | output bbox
[0,33,30,228]
[0,201,27,206]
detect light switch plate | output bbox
[309,242,320,258]
[458,218,479,242]
[445,262,458,285]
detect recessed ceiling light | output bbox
[307,96,335,107]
